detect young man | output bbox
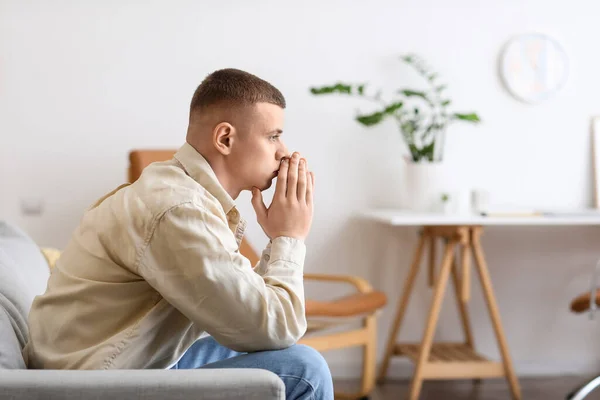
[24,68,334,399]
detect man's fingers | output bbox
[286,152,300,199]
[297,159,307,201]
[306,170,314,205]
[251,187,268,222]
[274,158,289,200]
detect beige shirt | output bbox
[24,142,307,370]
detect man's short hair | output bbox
[190,68,286,118]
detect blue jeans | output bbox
[170,336,334,400]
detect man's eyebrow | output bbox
[266,129,283,135]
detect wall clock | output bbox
[499,33,568,104]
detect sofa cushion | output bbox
[0,221,50,354]
[0,306,26,369]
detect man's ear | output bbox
[213,122,236,155]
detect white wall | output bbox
[2,0,600,378]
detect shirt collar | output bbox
[173,142,236,215]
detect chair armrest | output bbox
[0,369,284,400]
[304,273,373,294]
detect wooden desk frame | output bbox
[377,225,521,400]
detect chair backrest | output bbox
[128,150,177,184]
[127,149,260,265]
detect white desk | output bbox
[361,209,600,226]
[360,208,600,400]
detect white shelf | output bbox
[360,209,600,226]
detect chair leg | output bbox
[359,314,377,396]
[567,375,600,400]
[332,315,378,400]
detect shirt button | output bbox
[264,254,270,262]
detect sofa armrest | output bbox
[0,369,284,400]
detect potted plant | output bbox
[309,54,481,211]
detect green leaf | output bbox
[428,74,437,81]
[357,84,365,95]
[309,83,353,95]
[420,141,435,161]
[401,55,414,63]
[400,89,427,98]
[398,89,434,107]
[408,143,420,161]
[384,101,403,114]
[356,111,385,126]
[453,113,481,122]
[441,100,451,107]
[435,85,447,92]
[356,101,403,127]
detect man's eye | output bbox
[270,135,280,141]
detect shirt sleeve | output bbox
[138,202,307,352]
[253,241,272,276]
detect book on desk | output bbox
[479,208,600,218]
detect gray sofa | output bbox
[0,221,285,399]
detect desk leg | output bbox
[378,232,427,383]
[451,252,481,386]
[471,227,522,400]
[428,235,436,287]
[451,256,475,348]
[409,238,456,400]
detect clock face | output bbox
[499,33,568,104]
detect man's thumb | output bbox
[251,187,267,220]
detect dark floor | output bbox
[334,376,600,399]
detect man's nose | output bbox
[277,144,290,161]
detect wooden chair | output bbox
[128,149,388,400]
[566,260,600,400]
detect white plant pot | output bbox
[403,161,447,212]
[441,200,454,214]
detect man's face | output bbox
[231,102,288,192]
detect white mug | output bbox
[472,189,490,213]
[455,190,473,215]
